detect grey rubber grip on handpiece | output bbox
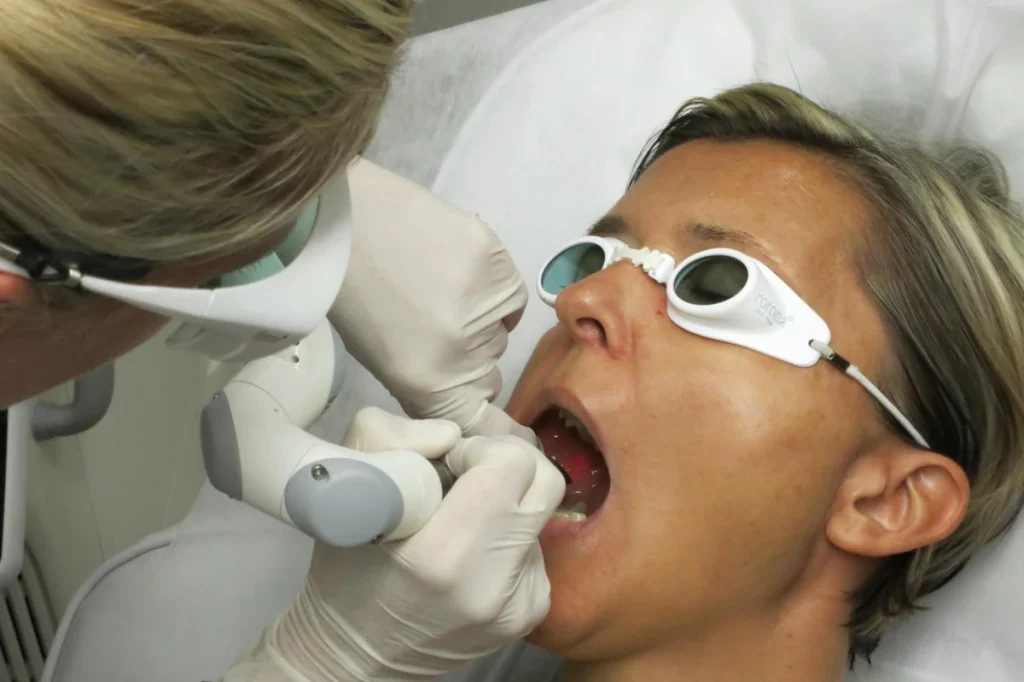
[284,457,457,547]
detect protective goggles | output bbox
[0,172,352,363]
[538,235,929,449]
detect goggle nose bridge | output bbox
[609,246,676,284]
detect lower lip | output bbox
[540,491,610,544]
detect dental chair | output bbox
[45,1,1024,680]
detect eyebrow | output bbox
[587,214,781,267]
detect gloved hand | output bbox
[328,158,535,444]
[223,408,566,682]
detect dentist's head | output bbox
[0,0,413,406]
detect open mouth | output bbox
[531,407,611,523]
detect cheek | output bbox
[624,336,850,599]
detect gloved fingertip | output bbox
[441,437,478,478]
[464,403,538,447]
[508,421,540,448]
[342,407,463,455]
[408,418,463,458]
[425,419,464,457]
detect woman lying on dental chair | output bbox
[265,83,1024,682]
[485,81,1024,682]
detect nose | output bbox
[554,261,660,357]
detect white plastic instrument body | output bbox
[200,318,453,546]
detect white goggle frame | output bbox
[538,235,929,448]
[0,172,352,363]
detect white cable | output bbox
[847,366,930,449]
[41,534,173,682]
[809,340,930,449]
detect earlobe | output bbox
[827,450,970,558]
[0,273,38,306]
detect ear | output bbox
[827,447,970,558]
[0,272,38,306]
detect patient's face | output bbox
[506,139,893,659]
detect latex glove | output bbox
[223,408,565,682]
[328,158,535,444]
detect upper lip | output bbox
[515,384,613,476]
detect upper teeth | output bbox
[557,408,597,447]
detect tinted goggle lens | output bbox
[674,254,748,305]
[541,242,608,296]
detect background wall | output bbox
[413,0,545,34]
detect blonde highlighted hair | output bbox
[0,0,411,263]
[632,83,1024,663]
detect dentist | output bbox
[0,1,564,681]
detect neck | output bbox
[560,586,852,682]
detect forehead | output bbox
[612,139,874,284]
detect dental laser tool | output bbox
[200,318,458,547]
[0,162,467,548]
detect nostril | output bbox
[574,317,607,346]
[555,277,623,352]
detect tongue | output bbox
[533,411,610,513]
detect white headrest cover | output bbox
[429,1,1024,679]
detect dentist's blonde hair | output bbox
[632,83,1024,664]
[0,0,411,264]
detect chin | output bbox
[525,602,591,656]
[507,386,629,653]
[525,589,624,662]
[525,531,625,659]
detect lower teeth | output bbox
[552,501,589,523]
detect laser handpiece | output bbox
[201,318,532,547]
[201,318,463,548]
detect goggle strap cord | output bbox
[809,339,930,449]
